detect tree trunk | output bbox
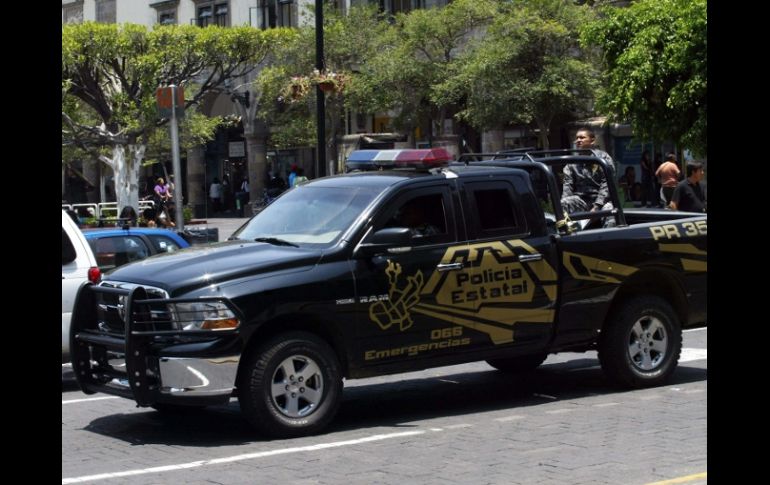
[103,144,144,215]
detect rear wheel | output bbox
[486,353,547,373]
[599,296,682,388]
[239,332,342,438]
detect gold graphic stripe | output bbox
[681,259,707,272]
[453,315,513,345]
[509,241,558,297]
[659,243,707,256]
[414,304,554,345]
[411,306,455,325]
[542,284,557,302]
[416,303,554,326]
[563,251,638,284]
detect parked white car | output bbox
[62,210,100,362]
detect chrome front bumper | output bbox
[158,355,240,397]
[103,354,240,400]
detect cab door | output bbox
[350,183,470,368]
[449,178,559,352]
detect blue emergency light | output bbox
[344,150,382,171]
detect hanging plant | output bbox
[280,70,351,103]
[310,69,350,95]
[282,75,313,103]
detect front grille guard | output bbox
[70,283,239,405]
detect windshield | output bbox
[230,185,379,247]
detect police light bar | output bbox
[344,149,403,171]
[372,149,403,169]
[344,150,381,171]
[345,148,453,171]
[394,148,452,168]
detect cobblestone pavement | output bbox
[63,330,706,485]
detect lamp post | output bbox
[315,0,326,178]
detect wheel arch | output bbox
[606,268,688,331]
[235,314,350,391]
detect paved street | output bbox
[62,328,706,485]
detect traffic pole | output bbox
[170,85,184,231]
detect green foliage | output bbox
[62,22,285,160]
[182,205,194,223]
[255,4,391,147]
[434,0,598,147]
[580,0,707,155]
[353,0,498,133]
[145,107,224,162]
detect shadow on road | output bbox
[71,358,706,447]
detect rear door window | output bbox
[463,181,528,239]
[89,236,150,272]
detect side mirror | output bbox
[355,227,413,257]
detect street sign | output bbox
[156,85,185,119]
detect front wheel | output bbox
[599,296,682,388]
[239,332,342,438]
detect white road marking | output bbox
[61,430,426,484]
[533,393,557,400]
[680,348,707,362]
[683,327,706,333]
[62,396,120,405]
[593,402,621,407]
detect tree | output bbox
[433,0,598,149]
[255,4,391,171]
[62,22,286,212]
[353,0,498,140]
[580,0,707,155]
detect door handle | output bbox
[518,254,543,262]
[436,262,464,272]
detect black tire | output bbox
[486,353,548,373]
[238,332,342,438]
[599,296,682,388]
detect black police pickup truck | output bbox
[71,149,707,438]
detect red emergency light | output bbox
[393,148,453,169]
[345,148,453,171]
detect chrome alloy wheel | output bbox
[627,316,668,371]
[270,355,324,418]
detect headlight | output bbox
[167,301,240,331]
